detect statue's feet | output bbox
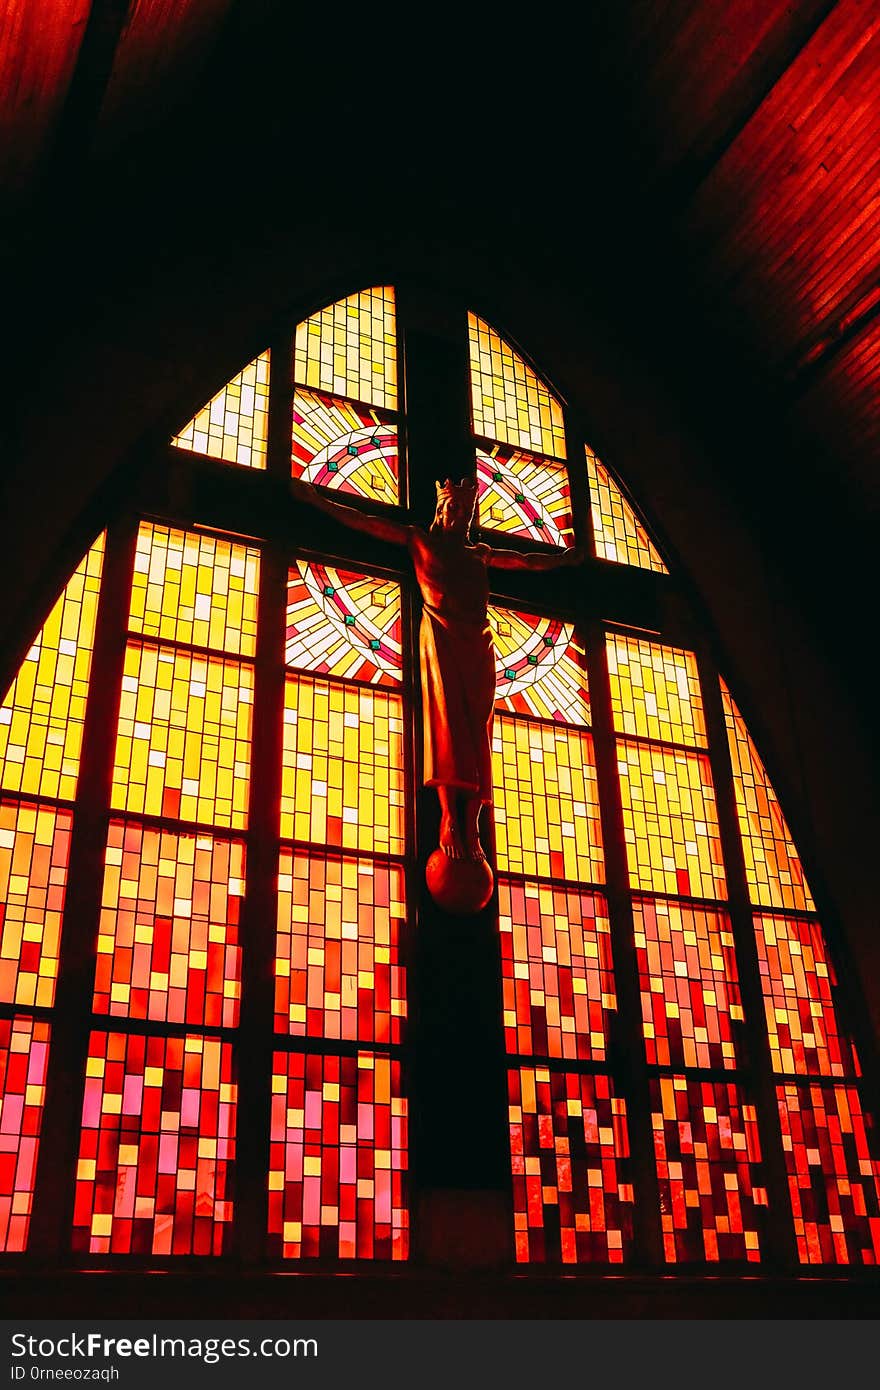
[466,831,486,863]
[439,813,465,860]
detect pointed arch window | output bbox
[1,285,877,1278]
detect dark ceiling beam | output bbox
[656,0,841,208]
[40,0,132,196]
[783,273,880,401]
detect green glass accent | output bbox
[328,462,339,472]
[514,493,525,504]
[504,668,516,680]
[369,639,381,651]
[527,654,539,665]
[344,615,356,627]
[492,471,504,483]
[371,435,382,447]
[543,635,555,647]
[535,518,546,529]
[347,445,359,457]
[323,586,335,597]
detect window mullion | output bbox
[27,515,140,1260]
[695,649,799,1269]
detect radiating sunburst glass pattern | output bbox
[651,1076,766,1263]
[276,851,406,1043]
[172,352,269,469]
[493,716,603,884]
[468,314,566,458]
[0,800,71,1008]
[633,898,743,1070]
[111,645,254,829]
[490,608,589,725]
[73,1032,236,1255]
[129,525,260,658]
[721,682,814,912]
[754,914,853,1078]
[0,534,104,801]
[281,678,404,854]
[294,288,397,410]
[616,742,726,899]
[0,1015,50,1251]
[586,448,666,573]
[292,391,399,503]
[498,880,615,1061]
[476,447,572,547]
[606,634,706,746]
[94,822,244,1028]
[268,1050,408,1260]
[777,1082,880,1265]
[509,1066,633,1264]
[286,563,402,688]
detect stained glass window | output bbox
[498,880,615,1062]
[0,1015,51,1252]
[721,681,814,912]
[616,741,726,900]
[476,447,573,548]
[129,525,260,658]
[468,314,566,458]
[292,391,398,504]
[586,448,667,572]
[777,1082,880,1265]
[0,800,71,1008]
[491,607,590,725]
[510,1066,633,1264]
[294,288,398,410]
[73,1031,236,1255]
[172,352,270,469]
[607,634,706,747]
[0,534,104,802]
[94,821,244,1028]
[754,914,854,1078]
[651,1075,766,1263]
[286,561,402,687]
[268,1050,408,1260]
[633,898,743,1070]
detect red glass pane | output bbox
[0,799,71,1008]
[0,1015,50,1252]
[755,914,854,1077]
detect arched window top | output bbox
[172,351,270,470]
[467,312,566,459]
[294,286,398,410]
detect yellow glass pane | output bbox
[617,741,726,899]
[129,523,260,657]
[586,448,667,573]
[292,390,399,504]
[606,633,706,746]
[0,534,105,800]
[468,313,566,458]
[0,800,71,1008]
[491,607,590,726]
[111,644,253,829]
[172,352,269,469]
[476,446,573,547]
[493,714,604,883]
[281,675,405,855]
[294,288,397,410]
[721,681,814,912]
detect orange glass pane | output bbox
[606,633,706,746]
[172,352,269,469]
[294,288,397,410]
[0,800,71,1008]
[0,534,104,801]
[281,676,405,855]
[586,448,667,573]
[509,1066,633,1264]
[292,390,398,504]
[651,1075,766,1264]
[755,914,854,1078]
[268,1050,408,1260]
[276,851,406,1043]
[633,898,742,1070]
[468,314,566,458]
[476,446,573,547]
[286,562,402,688]
[498,879,615,1062]
[616,741,726,899]
[129,524,260,657]
[778,1082,880,1265]
[73,1032,236,1255]
[721,681,814,912]
[493,715,604,884]
[491,607,590,725]
[0,1015,51,1252]
[111,643,253,829]
[94,822,244,1028]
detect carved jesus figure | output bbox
[289,475,580,862]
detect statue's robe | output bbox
[409,530,496,803]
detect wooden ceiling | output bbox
[1,0,878,526]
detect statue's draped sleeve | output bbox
[410,533,496,803]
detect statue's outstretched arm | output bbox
[290,477,413,546]
[485,542,584,571]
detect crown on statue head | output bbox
[435,476,479,506]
